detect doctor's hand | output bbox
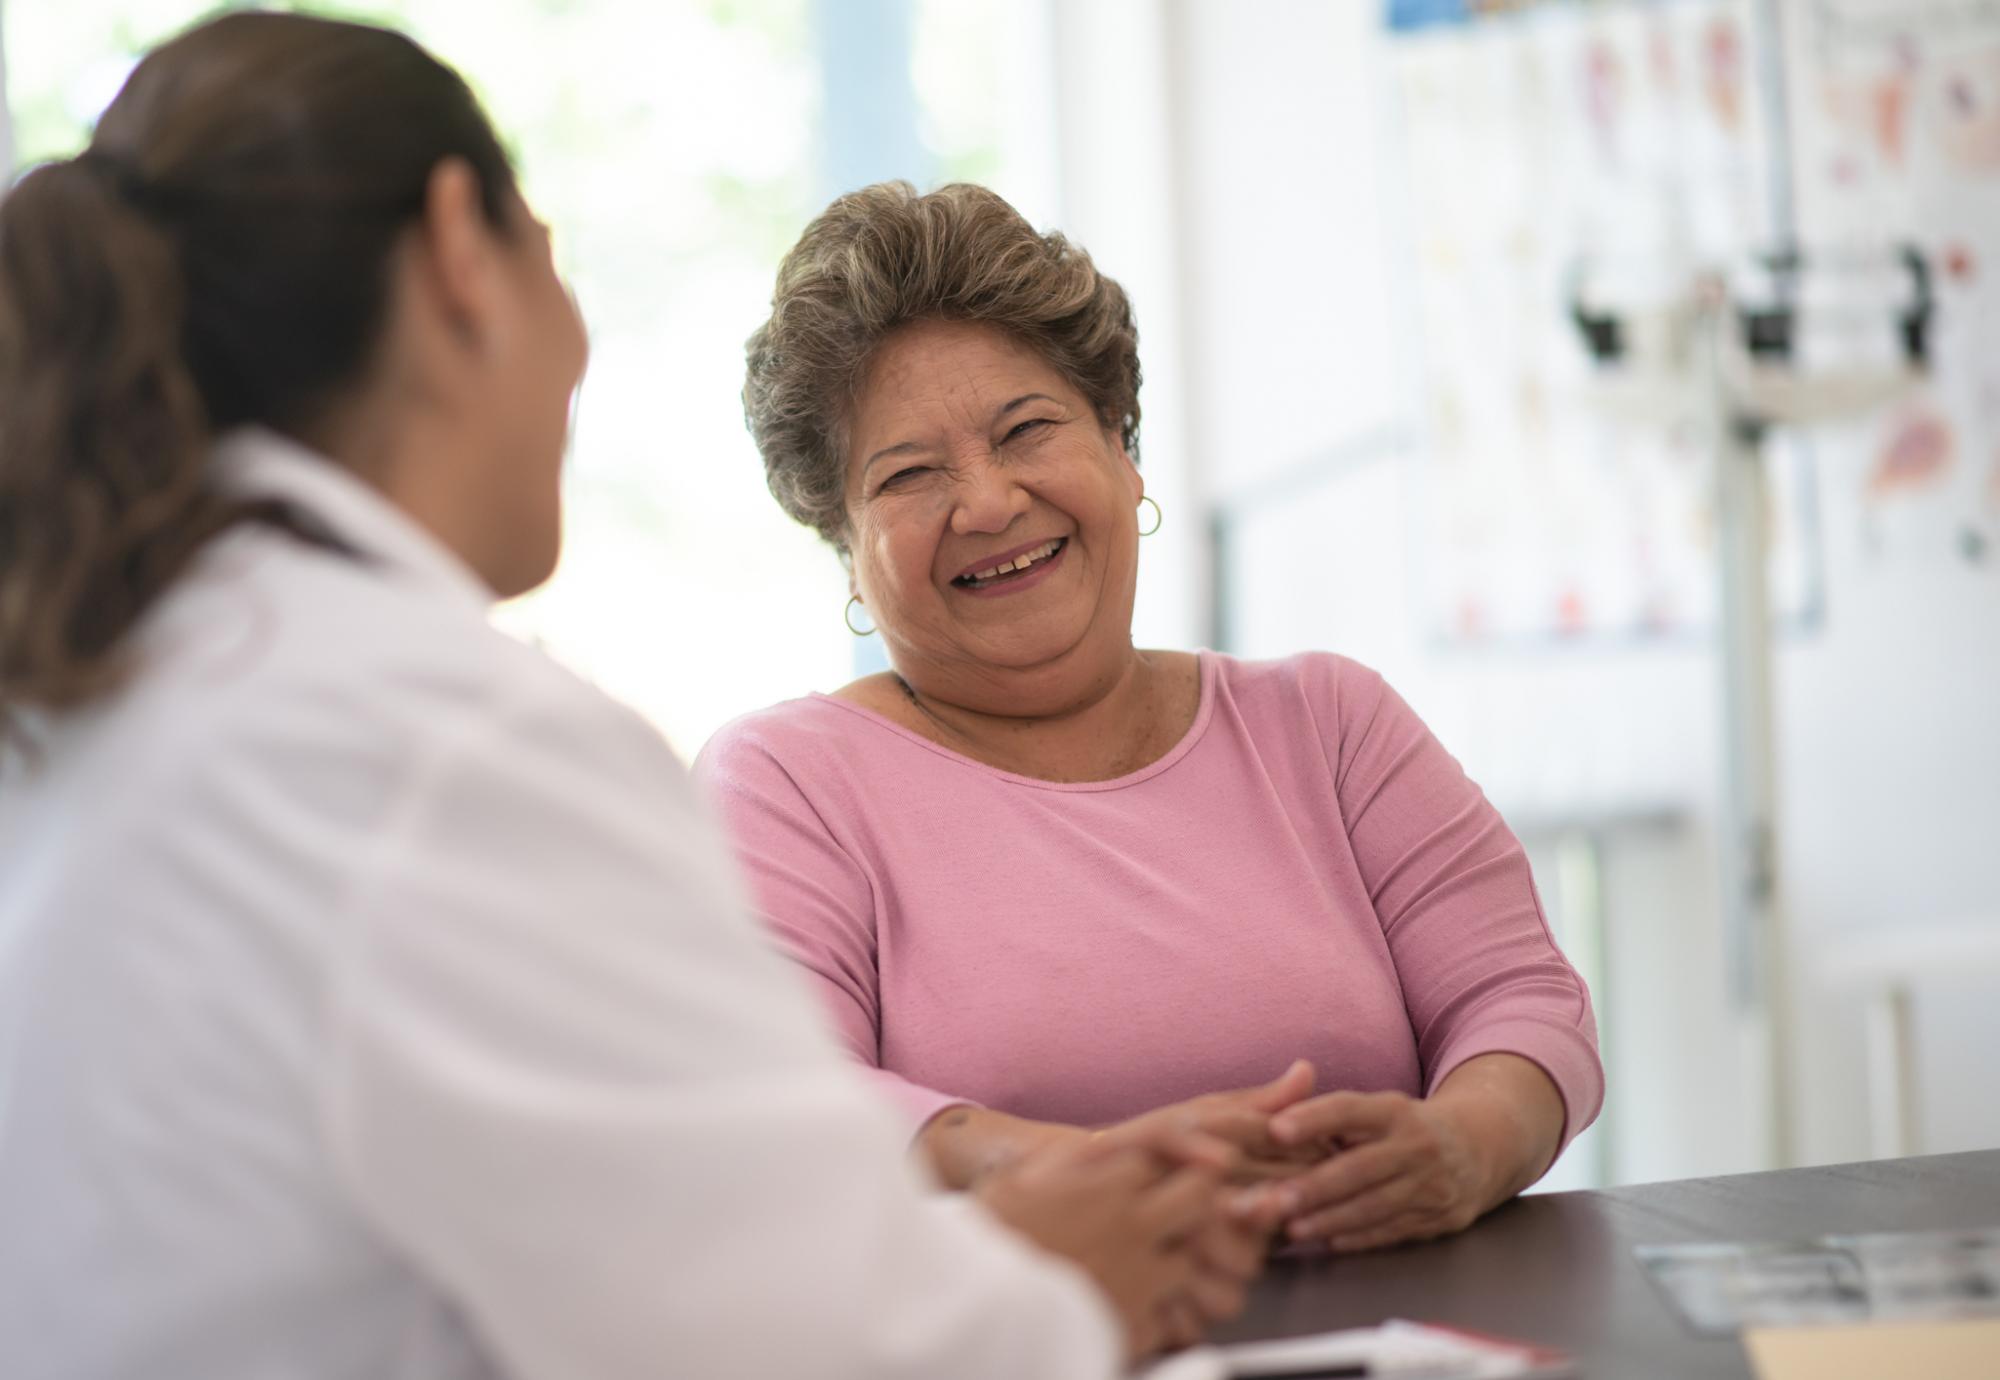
[1099,1059,1323,1188]
[914,1061,1317,1194]
[973,1136,1279,1361]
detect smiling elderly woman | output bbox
[695,182,1604,1253]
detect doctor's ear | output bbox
[412,157,510,348]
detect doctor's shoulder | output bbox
[132,526,684,819]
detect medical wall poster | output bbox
[1787,0,2000,567]
[1386,0,1824,646]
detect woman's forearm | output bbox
[1428,1052,1567,1210]
[915,1105,1088,1190]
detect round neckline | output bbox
[807,649,1219,794]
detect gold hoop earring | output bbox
[844,594,875,637]
[1137,495,1162,537]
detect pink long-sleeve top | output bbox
[694,651,1603,1150]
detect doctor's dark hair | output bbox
[0,11,517,749]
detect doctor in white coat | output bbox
[0,14,1274,1379]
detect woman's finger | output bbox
[1279,1138,1409,1216]
[1237,1058,1316,1114]
[1228,1181,1301,1231]
[1288,1170,1422,1242]
[1268,1090,1408,1149]
[1233,1153,1316,1186]
[1099,1120,1242,1177]
[1158,1128,1245,1177]
[1179,1104,1292,1157]
[1183,1102,1327,1170]
[1326,1208,1444,1254]
[1198,1112,1322,1182]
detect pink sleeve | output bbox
[693,728,974,1134]
[1317,658,1604,1151]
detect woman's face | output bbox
[842,318,1144,709]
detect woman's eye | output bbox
[881,466,929,490]
[1003,418,1051,443]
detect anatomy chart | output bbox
[1388,0,1810,645]
[1787,0,2000,567]
[1386,0,1998,646]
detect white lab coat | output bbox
[0,430,1120,1380]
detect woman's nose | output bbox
[949,456,1031,535]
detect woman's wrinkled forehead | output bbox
[865,321,1044,404]
[848,321,1081,447]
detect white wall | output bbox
[1046,0,1205,650]
[1782,434,2000,1162]
[1053,0,2000,1184]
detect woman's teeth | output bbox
[960,539,1064,587]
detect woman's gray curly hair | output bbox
[742,181,1141,555]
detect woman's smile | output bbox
[951,536,1069,596]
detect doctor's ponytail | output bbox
[0,12,518,752]
[0,155,223,731]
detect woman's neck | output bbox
[858,648,1201,784]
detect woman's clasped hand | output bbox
[1079,1052,1563,1257]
